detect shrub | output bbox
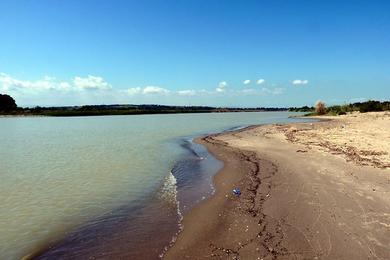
[358,100,383,113]
[315,100,326,115]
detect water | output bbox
[0,112,307,259]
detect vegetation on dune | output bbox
[315,100,327,115]
[309,100,390,116]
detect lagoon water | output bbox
[0,112,305,259]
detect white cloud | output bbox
[272,87,284,95]
[1,72,289,107]
[243,79,251,85]
[0,73,112,93]
[0,73,29,90]
[216,81,227,92]
[261,87,285,95]
[237,86,284,96]
[0,73,72,91]
[126,87,142,95]
[142,86,170,95]
[126,86,182,95]
[241,88,256,94]
[292,79,309,85]
[73,75,112,90]
[0,73,172,99]
[256,79,265,85]
[177,90,196,96]
[0,73,114,95]
[58,82,72,90]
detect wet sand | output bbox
[165,112,390,259]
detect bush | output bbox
[315,100,326,115]
[358,100,383,113]
[326,105,350,115]
[325,100,389,115]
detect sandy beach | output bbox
[165,112,390,259]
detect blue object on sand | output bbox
[233,188,241,196]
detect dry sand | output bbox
[165,112,390,259]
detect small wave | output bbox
[210,177,216,195]
[158,171,184,258]
[180,137,208,160]
[159,171,179,205]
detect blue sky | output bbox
[0,0,389,107]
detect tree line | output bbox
[1,94,389,117]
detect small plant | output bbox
[315,100,326,115]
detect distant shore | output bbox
[165,112,390,259]
[0,104,290,117]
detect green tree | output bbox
[0,94,17,112]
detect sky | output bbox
[0,0,389,107]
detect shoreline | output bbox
[165,131,263,259]
[165,112,390,259]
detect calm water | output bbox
[0,112,306,259]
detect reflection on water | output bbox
[0,112,307,259]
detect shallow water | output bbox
[0,112,306,259]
